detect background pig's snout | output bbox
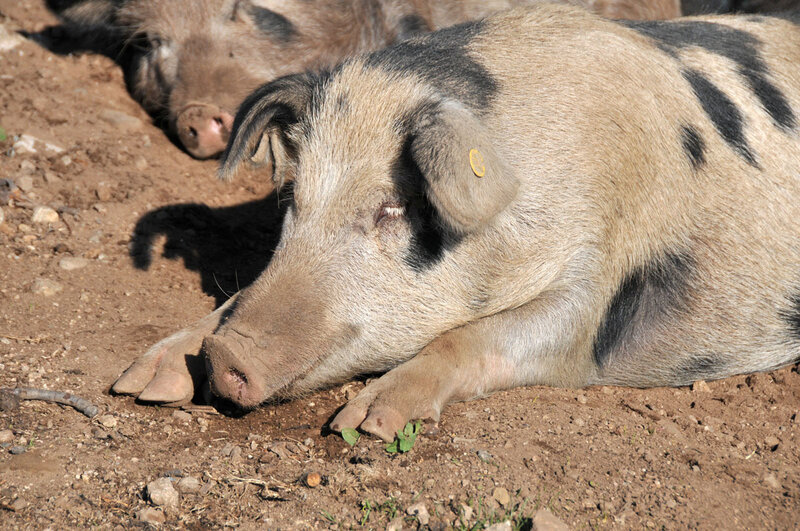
[176,104,234,159]
[203,333,267,408]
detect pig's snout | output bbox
[176,103,234,159]
[203,332,268,408]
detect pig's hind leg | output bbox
[112,294,239,406]
[330,292,596,442]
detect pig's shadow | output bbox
[129,189,288,305]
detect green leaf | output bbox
[384,421,421,454]
[0,126,6,142]
[341,427,360,446]
[385,439,399,453]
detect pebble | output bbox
[59,257,89,271]
[576,394,588,404]
[146,477,179,508]
[98,414,117,428]
[99,109,144,132]
[0,429,13,443]
[386,516,404,531]
[172,410,192,422]
[304,472,322,488]
[406,502,429,526]
[476,449,493,462]
[176,476,201,493]
[763,473,781,490]
[493,486,511,507]
[31,278,63,297]
[692,380,711,393]
[532,508,570,531]
[9,445,26,455]
[0,206,4,225]
[486,522,512,531]
[91,427,109,439]
[0,23,25,52]
[19,160,36,175]
[95,185,112,202]
[9,498,27,512]
[32,205,59,224]
[17,175,34,192]
[136,507,166,524]
[764,436,780,451]
[134,156,149,171]
[460,503,473,522]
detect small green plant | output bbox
[385,420,421,453]
[360,499,373,525]
[341,427,360,447]
[0,125,6,142]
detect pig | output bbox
[49,0,792,159]
[112,3,800,441]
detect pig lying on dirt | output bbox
[51,0,780,159]
[113,4,800,441]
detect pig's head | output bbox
[51,0,400,158]
[203,41,522,408]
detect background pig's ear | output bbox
[409,101,519,234]
[48,0,120,27]
[218,73,315,182]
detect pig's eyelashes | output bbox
[376,202,406,225]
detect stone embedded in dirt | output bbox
[692,380,711,393]
[763,473,781,490]
[9,445,27,455]
[0,206,4,226]
[99,109,144,132]
[95,185,112,202]
[764,436,780,451]
[31,278,63,297]
[17,175,34,192]
[0,429,13,443]
[59,257,89,271]
[32,206,59,224]
[134,156,149,171]
[172,410,191,422]
[98,414,117,428]
[268,441,293,460]
[13,135,37,155]
[91,427,109,439]
[486,521,512,531]
[460,503,473,522]
[532,508,570,531]
[146,477,179,508]
[0,23,25,52]
[386,516,404,531]
[493,486,511,507]
[220,442,236,457]
[406,502,429,526]
[476,449,493,462]
[176,476,201,493]
[137,507,166,524]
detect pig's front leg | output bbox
[331,295,595,442]
[112,293,239,406]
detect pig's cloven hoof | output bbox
[329,375,441,443]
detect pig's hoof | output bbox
[329,380,440,443]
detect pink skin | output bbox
[175,103,235,159]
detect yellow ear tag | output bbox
[469,148,486,178]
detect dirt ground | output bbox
[0,1,798,529]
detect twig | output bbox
[0,387,99,417]
[0,334,49,344]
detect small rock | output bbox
[172,410,191,422]
[31,278,63,297]
[386,516,404,531]
[476,449,493,462]
[582,499,597,510]
[459,503,473,522]
[692,380,711,393]
[59,257,89,271]
[764,436,780,451]
[134,156,149,171]
[12,135,37,154]
[17,175,34,192]
[486,522,512,531]
[9,498,27,511]
[0,24,25,52]
[43,170,61,184]
[304,472,322,488]
[99,109,143,132]
[146,477,179,508]
[576,394,588,404]
[19,160,36,176]
[763,473,781,490]
[407,502,429,526]
[9,445,26,455]
[95,185,112,202]
[32,206,59,224]
[0,429,13,443]
[0,206,4,225]
[176,476,201,493]
[136,507,166,524]
[493,486,511,507]
[98,414,117,428]
[532,508,569,531]
[221,443,235,457]
[229,446,242,460]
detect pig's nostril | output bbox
[188,126,197,138]
[229,368,248,386]
[213,116,224,127]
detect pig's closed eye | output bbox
[376,201,406,225]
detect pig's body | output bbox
[52,0,796,159]
[115,5,800,441]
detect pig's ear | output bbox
[409,101,519,234]
[48,0,120,27]
[218,74,314,185]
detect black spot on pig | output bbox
[681,124,706,169]
[249,6,296,42]
[594,252,695,368]
[397,14,429,40]
[625,20,796,131]
[680,0,735,14]
[395,137,463,271]
[683,69,759,167]
[365,20,498,111]
[678,355,724,382]
[780,292,800,339]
